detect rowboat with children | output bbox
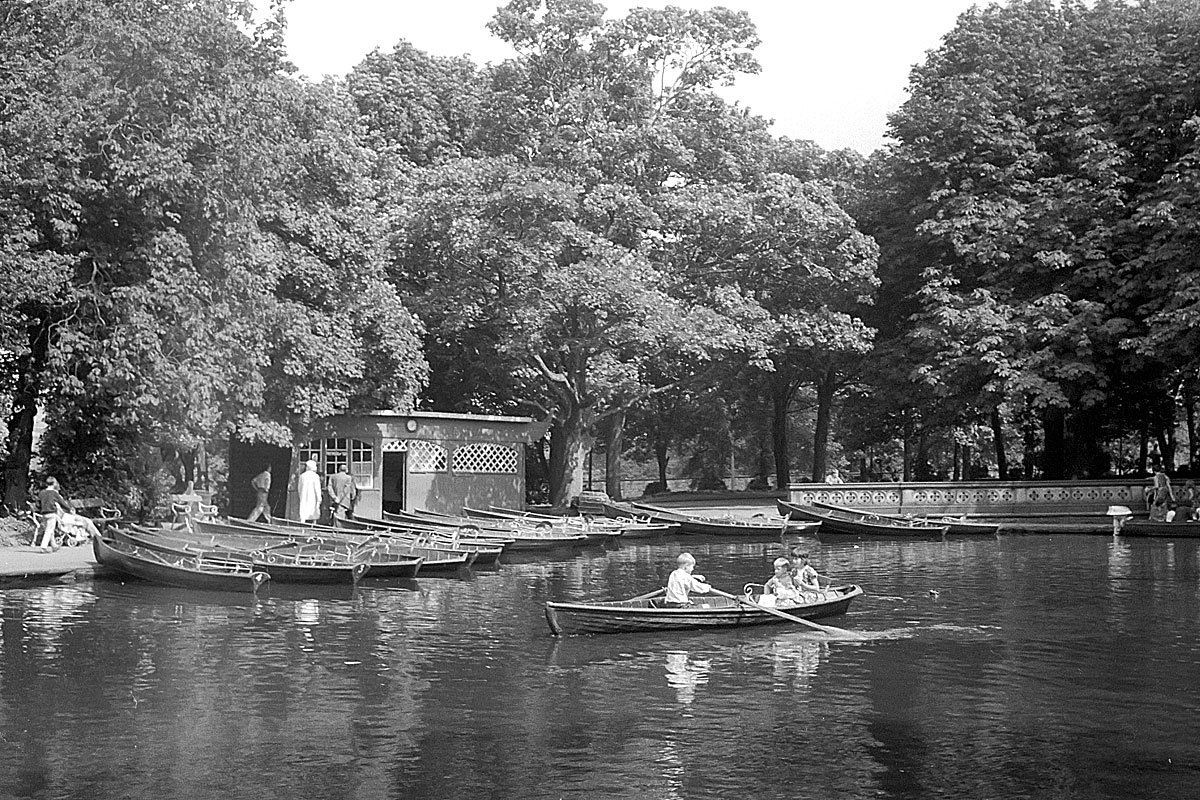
[544,583,863,635]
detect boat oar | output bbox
[707,587,867,640]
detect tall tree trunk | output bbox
[915,427,931,480]
[548,408,590,510]
[953,442,962,481]
[1138,419,1149,475]
[902,429,912,481]
[1043,408,1066,480]
[991,407,1008,479]
[771,378,791,489]
[3,316,51,511]
[603,410,626,501]
[655,438,669,490]
[1186,387,1196,468]
[810,370,835,483]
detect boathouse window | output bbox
[407,440,448,473]
[299,438,375,488]
[451,443,518,474]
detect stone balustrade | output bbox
[787,479,1150,517]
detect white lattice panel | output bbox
[381,439,409,452]
[451,443,518,474]
[407,440,447,472]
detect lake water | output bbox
[2,525,1198,800]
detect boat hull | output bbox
[1119,520,1200,538]
[778,500,947,537]
[545,584,862,635]
[93,535,269,593]
[603,500,817,536]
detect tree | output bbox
[381,0,769,506]
[3,0,426,511]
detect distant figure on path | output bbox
[327,464,357,520]
[297,460,322,523]
[247,465,273,523]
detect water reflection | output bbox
[768,635,825,687]
[4,534,1200,799]
[663,650,710,706]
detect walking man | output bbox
[247,464,273,523]
[327,464,358,521]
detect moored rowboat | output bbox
[812,500,1000,536]
[93,534,270,592]
[602,499,819,537]
[545,583,863,635]
[777,499,949,537]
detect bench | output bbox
[69,497,123,522]
[172,499,217,524]
[25,496,121,548]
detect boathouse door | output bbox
[382,450,407,514]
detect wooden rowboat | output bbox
[545,584,862,635]
[1118,519,1200,538]
[602,499,819,537]
[777,500,949,537]
[196,518,463,573]
[812,500,1000,536]
[93,534,270,593]
[113,525,423,580]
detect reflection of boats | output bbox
[812,500,999,535]
[93,534,269,592]
[598,499,819,537]
[777,500,948,537]
[544,584,862,635]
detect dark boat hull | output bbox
[545,584,862,635]
[200,518,458,573]
[778,500,947,537]
[604,500,818,536]
[1120,520,1200,538]
[93,535,269,593]
[812,501,997,536]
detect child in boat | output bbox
[663,552,711,607]
[790,549,826,594]
[764,557,802,604]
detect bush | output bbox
[643,481,666,496]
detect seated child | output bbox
[764,556,802,604]
[663,552,711,607]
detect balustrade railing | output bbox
[787,479,1149,516]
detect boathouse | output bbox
[229,412,546,520]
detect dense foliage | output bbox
[4,0,1199,514]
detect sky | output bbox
[260,0,984,155]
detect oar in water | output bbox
[707,586,866,639]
